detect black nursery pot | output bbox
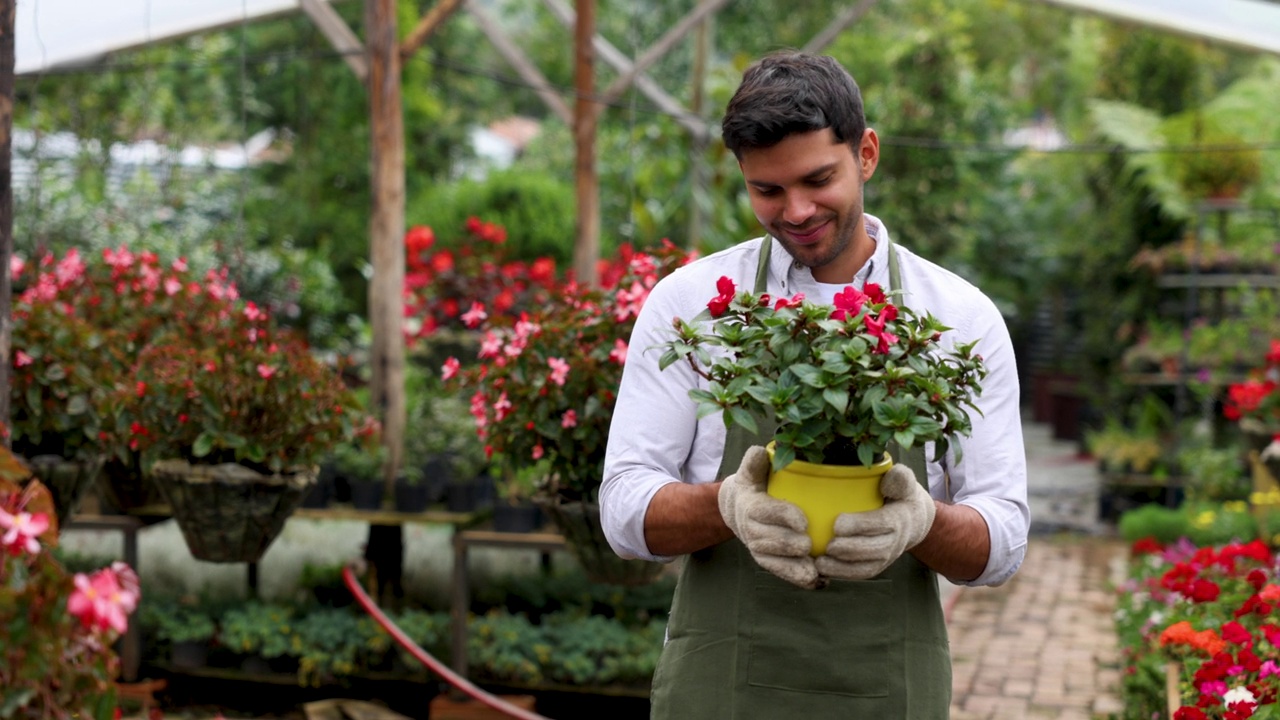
[492,502,542,533]
[348,478,384,510]
[394,477,431,513]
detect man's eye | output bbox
[809,176,832,187]
[755,187,781,197]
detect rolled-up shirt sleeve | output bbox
[600,273,702,563]
[938,299,1029,587]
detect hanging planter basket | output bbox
[24,454,104,525]
[536,495,665,586]
[96,455,167,517]
[151,459,315,563]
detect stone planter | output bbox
[492,502,542,533]
[151,459,315,563]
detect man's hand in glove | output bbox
[815,464,936,581]
[719,445,822,589]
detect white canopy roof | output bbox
[15,0,1280,78]
[17,0,314,75]
[1038,0,1280,56]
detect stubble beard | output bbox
[772,204,862,276]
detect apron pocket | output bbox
[745,573,900,697]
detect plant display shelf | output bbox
[450,530,569,682]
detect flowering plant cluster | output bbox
[10,246,371,476]
[1115,536,1280,719]
[442,241,693,501]
[0,447,139,718]
[656,279,987,470]
[403,218,559,341]
[1224,339,1280,444]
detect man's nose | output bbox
[782,192,815,226]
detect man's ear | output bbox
[858,128,880,182]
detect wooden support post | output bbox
[400,0,465,60]
[468,1,573,126]
[572,0,599,287]
[0,0,12,437]
[802,0,879,54]
[687,14,712,250]
[539,0,709,142]
[300,0,369,82]
[366,0,406,489]
[598,0,730,106]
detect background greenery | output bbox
[13,0,1280,428]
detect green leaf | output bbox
[789,364,824,388]
[44,363,66,382]
[771,444,796,472]
[193,432,216,458]
[727,407,759,435]
[894,430,915,449]
[822,387,849,415]
[66,394,90,416]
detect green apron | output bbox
[649,237,951,719]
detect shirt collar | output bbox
[767,213,893,293]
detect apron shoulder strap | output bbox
[755,237,772,294]
[887,238,903,294]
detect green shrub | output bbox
[408,170,577,265]
[1117,503,1189,544]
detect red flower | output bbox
[707,276,736,318]
[1132,537,1164,555]
[863,282,886,304]
[830,286,868,321]
[1222,621,1253,646]
[1224,380,1277,421]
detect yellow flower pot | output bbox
[765,444,891,556]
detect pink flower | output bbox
[9,254,25,279]
[14,350,32,367]
[561,409,578,428]
[55,248,86,286]
[548,357,570,386]
[1260,660,1280,678]
[172,257,189,272]
[441,357,461,381]
[609,339,628,365]
[531,444,544,460]
[479,332,503,359]
[707,276,736,317]
[0,508,49,555]
[244,301,266,322]
[461,302,488,328]
[257,364,277,379]
[67,565,139,635]
[864,282,886,304]
[103,246,135,270]
[164,277,183,295]
[493,392,513,421]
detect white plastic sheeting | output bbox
[1038,0,1280,56]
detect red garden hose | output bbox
[342,564,554,720]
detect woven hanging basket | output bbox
[24,454,104,525]
[537,496,665,586]
[152,459,315,563]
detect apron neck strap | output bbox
[756,234,902,294]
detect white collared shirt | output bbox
[600,215,1029,587]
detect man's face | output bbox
[738,128,879,283]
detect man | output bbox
[601,51,1028,718]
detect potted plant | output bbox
[656,279,987,554]
[217,601,298,674]
[331,441,387,511]
[104,280,374,562]
[141,599,217,670]
[492,462,545,533]
[404,366,489,509]
[443,240,693,584]
[1,448,140,719]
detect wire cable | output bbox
[341,564,555,720]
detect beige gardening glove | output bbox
[718,445,822,590]
[815,464,936,582]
